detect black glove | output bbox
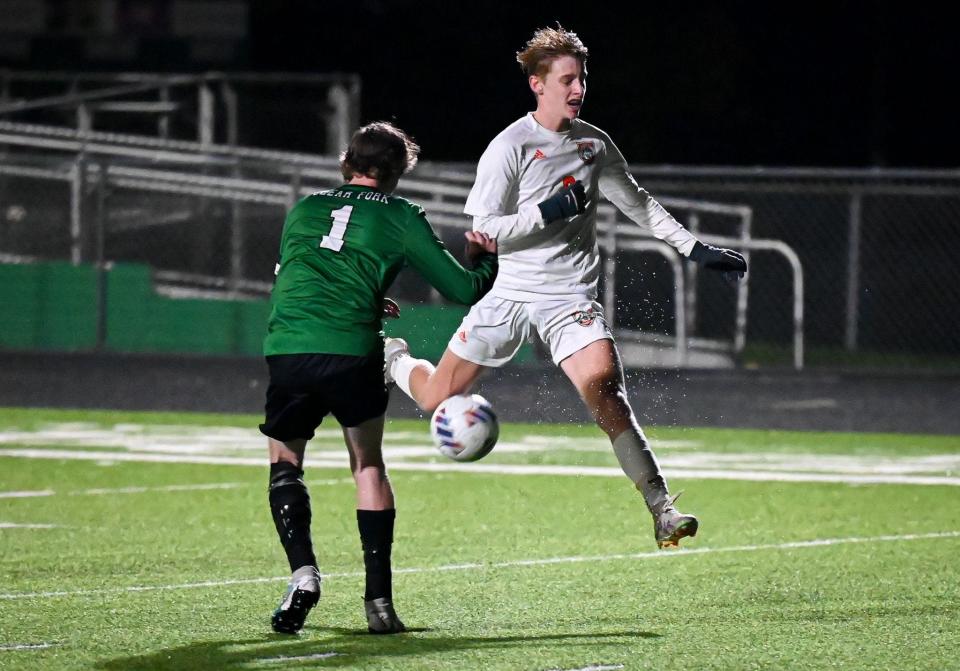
[689,241,747,284]
[537,180,586,223]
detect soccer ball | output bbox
[430,394,499,462]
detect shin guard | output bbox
[269,461,317,572]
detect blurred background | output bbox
[1,0,958,431]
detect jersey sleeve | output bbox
[464,137,545,241]
[598,134,698,256]
[402,207,498,305]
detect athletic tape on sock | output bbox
[392,356,435,399]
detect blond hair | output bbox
[516,25,589,79]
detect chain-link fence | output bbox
[628,168,960,367]
[2,123,958,370]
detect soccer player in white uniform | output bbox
[387,25,747,548]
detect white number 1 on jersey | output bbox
[320,205,353,252]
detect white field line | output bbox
[0,642,59,651]
[1,421,958,480]
[0,448,269,467]
[6,434,958,476]
[251,652,340,664]
[0,481,353,499]
[0,522,59,529]
[547,665,624,671]
[1,424,956,464]
[656,452,960,475]
[2,447,960,486]
[1,530,957,601]
[0,427,696,454]
[385,462,960,487]
[72,482,246,496]
[771,398,838,410]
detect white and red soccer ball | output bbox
[430,394,499,462]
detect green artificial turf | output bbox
[1,407,958,670]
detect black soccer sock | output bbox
[269,461,317,572]
[357,508,396,601]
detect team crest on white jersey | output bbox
[572,308,596,326]
[576,141,596,164]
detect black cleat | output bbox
[271,566,321,634]
[364,597,406,634]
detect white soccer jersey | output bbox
[464,112,698,301]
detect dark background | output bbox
[249,1,957,167]
[6,0,958,168]
[3,1,959,427]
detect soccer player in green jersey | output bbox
[260,121,497,634]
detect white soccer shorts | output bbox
[447,293,613,367]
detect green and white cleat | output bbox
[271,566,321,634]
[653,493,699,549]
[383,337,410,386]
[364,597,406,634]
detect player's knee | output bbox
[269,460,305,490]
[268,461,311,525]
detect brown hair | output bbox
[516,25,588,79]
[339,121,420,186]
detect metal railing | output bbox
[0,70,361,155]
[0,122,811,368]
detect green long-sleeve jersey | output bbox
[264,184,497,357]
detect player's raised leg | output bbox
[342,415,406,634]
[267,438,322,633]
[560,339,698,548]
[386,341,487,413]
[386,294,527,413]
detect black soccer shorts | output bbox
[259,351,389,441]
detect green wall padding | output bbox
[0,262,536,363]
[0,262,98,350]
[236,300,273,355]
[105,264,270,356]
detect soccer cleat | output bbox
[364,597,406,634]
[653,492,699,549]
[271,565,321,634]
[383,337,410,386]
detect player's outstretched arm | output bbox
[597,138,699,254]
[404,213,498,305]
[688,241,748,284]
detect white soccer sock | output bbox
[391,355,435,400]
[612,428,670,514]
